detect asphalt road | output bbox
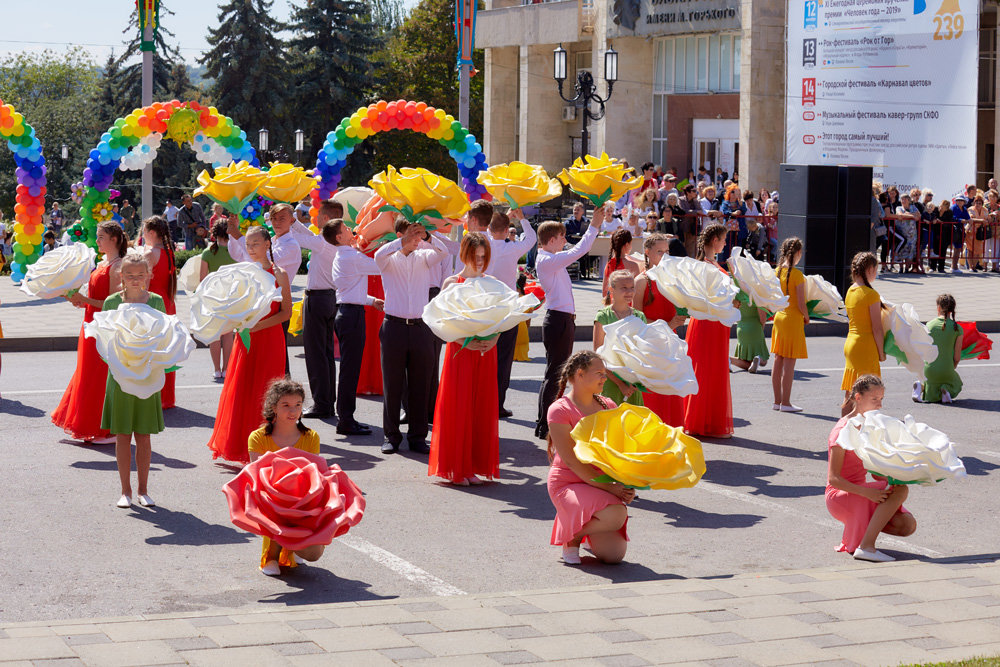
[1,339,998,623]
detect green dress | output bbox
[922,316,962,403]
[200,244,235,273]
[100,292,167,435]
[595,306,647,406]
[733,292,769,363]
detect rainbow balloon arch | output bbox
[1,100,48,282]
[71,100,258,248]
[308,99,490,224]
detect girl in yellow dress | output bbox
[771,238,809,412]
[841,252,886,415]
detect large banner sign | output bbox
[786,0,979,197]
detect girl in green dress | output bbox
[593,269,646,406]
[101,253,166,509]
[729,291,770,374]
[914,294,963,404]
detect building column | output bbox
[738,0,786,190]
[484,46,518,165]
[993,27,1000,180]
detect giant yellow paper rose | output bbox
[259,162,319,204]
[194,161,269,215]
[557,153,642,206]
[369,166,470,223]
[571,405,706,490]
[477,161,563,208]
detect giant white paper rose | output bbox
[881,301,936,379]
[726,247,789,312]
[836,411,966,485]
[646,256,740,326]
[188,262,282,345]
[20,243,96,299]
[85,303,195,399]
[597,316,698,396]
[422,275,540,343]
[177,255,203,294]
[803,275,847,322]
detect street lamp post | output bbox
[258,128,269,154]
[552,44,618,161]
[294,129,304,166]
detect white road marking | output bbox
[339,534,466,596]
[697,481,943,558]
[4,383,225,396]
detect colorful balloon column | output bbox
[1,100,48,282]
[308,100,489,228]
[76,100,258,248]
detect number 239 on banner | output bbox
[802,78,816,106]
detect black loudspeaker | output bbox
[778,164,874,294]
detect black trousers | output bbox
[380,317,434,445]
[281,320,291,376]
[334,303,365,424]
[496,326,518,411]
[536,310,576,434]
[303,289,338,412]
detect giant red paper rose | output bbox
[222,448,365,550]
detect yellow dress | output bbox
[514,320,530,361]
[247,427,321,568]
[770,267,808,359]
[841,284,882,390]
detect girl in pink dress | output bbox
[826,374,917,562]
[546,350,635,565]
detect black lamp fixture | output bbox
[553,42,618,160]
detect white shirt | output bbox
[229,230,303,278]
[289,221,338,291]
[489,221,537,289]
[536,223,601,315]
[163,205,178,222]
[332,245,381,306]
[374,234,448,319]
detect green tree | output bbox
[0,48,101,215]
[368,0,483,179]
[288,0,383,179]
[115,2,182,108]
[201,0,288,143]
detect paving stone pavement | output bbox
[3,558,1000,666]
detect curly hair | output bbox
[261,378,308,435]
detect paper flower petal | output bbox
[222,447,366,551]
[835,411,966,485]
[177,255,202,294]
[20,243,96,299]
[421,275,540,343]
[959,321,992,360]
[803,275,847,322]
[194,161,269,215]
[726,247,789,312]
[188,262,282,345]
[881,301,937,379]
[597,316,698,396]
[332,187,375,224]
[84,303,195,399]
[370,166,470,221]
[258,163,319,204]
[646,256,740,326]
[557,153,642,206]
[477,161,563,208]
[571,405,706,489]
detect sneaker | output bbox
[260,560,282,576]
[779,404,803,413]
[88,436,117,445]
[912,381,923,403]
[941,389,952,404]
[853,547,895,563]
[213,370,223,380]
[137,494,155,507]
[561,546,581,565]
[116,495,132,508]
[748,356,760,374]
[772,403,780,411]
[952,267,962,274]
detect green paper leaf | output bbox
[960,343,981,360]
[883,330,907,365]
[65,288,79,298]
[675,307,689,317]
[238,328,251,351]
[591,473,651,490]
[609,370,646,393]
[345,202,359,224]
[165,365,181,374]
[865,470,942,486]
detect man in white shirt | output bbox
[228,203,302,374]
[289,200,343,419]
[488,207,536,418]
[332,224,384,435]
[534,205,607,439]
[163,200,180,243]
[374,218,448,454]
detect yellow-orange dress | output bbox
[841,284,882,390]
[514,321,530,361]
[770,267,808,359]
[247,427,321,568]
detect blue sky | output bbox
[0,1,412,66]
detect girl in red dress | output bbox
[601,229,640,302]
[429,233,500,486]
[141,216,178,409]
[207,226,292,464]
[632,233,688,427]
[683,224,735,438]
[52,222,126,443]
[358,274,385,395]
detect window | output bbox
[653,33,742,94]
[575,51,592,78]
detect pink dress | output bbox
[825,417,909,553]
[546,396,629,546]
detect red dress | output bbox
[357,274,384,395]
[51,262,114,441]
[148,249,177,409]
[206,267,287,464]
[428,277,500,482]
[682,264,734,437]
[638,276,685,427]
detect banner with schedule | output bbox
[785,0,979,197]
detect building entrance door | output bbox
[695,140,718,177]
[692,118,739,183]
